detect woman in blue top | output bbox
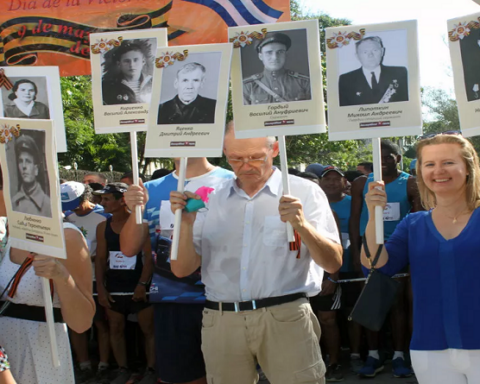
[362,133,480,384]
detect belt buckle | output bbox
[234,302,240,313]
[251,300,257,310]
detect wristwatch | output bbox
[137,281,149,287]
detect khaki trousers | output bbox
[201,298,326,384]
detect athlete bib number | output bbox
[383,202,401,222]
[109,251,137,270]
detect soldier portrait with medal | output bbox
[338,36,409,106]
[242,32,311,105]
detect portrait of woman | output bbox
[3,79,50,119]
[101,39,154,105]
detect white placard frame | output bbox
[90,29,168,134]
[325,20,422,141]
[228,19,326,139]
[0,67,67,153]
[145,43,233,158]
[447,13,480,137]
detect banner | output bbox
[0,0,290,76]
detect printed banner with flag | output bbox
[0,0,289,76]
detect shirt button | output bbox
[274,88,278,90]
[276,99,279,102]
[242,289,246,292]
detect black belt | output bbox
[0,301,64,323]
[205,293,307,312]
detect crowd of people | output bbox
[0,124,479,384]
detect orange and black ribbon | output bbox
[289,230,302,258]
[0,1,180,67]
[0,69,13,90]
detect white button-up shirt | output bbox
[193,168,340,302]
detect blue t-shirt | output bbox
[360,171,411,240]
[330,195,352,272]
[144,167,234,303]
[363,209,480,351]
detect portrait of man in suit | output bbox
[460,29,480,102]
[338,36,409,107]
[157,62,216,125]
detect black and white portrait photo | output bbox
[240,29,311,105]
[460,29,480,102]
[6,130,52,218]
[1,77,50,119]
[101,38,156,105]
[157,52,220,125]
[338,31,409,107]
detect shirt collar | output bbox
[263,68,286,80]
[21,182,44,207]
[362,65,382,87]
[228,167,281,199]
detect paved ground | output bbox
[261,359,419,384]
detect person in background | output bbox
[305,163,325,179]
[409,159,417,176]
[356,162,373,175]
[361,133,480,384]
[297,171,320,185]
[95,183,155,384]
[350,140,422,378]
[150,168,172,180]
[120,171,134,186]
[83,172,107,187]
[121,156,233,384]
[61,182,112,383]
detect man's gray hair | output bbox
[355,36,384,51]
[177,62,206,78]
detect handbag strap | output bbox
[362,235,383,268]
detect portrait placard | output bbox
[0,66,66,152]
[447,12,480,137]
[90,29,168,134]
[0,118,66,259]
[325,20,422,141]
[144,43,233,158]
[228,19,325,138]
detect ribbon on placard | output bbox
[0,123,20,145]
[326,29,366,49]
[0,1,172,67]
[90,37,123,55]
[448,18,480,42]
[229,28,268,48]
[0,69,13,90]
[155,50,189,68]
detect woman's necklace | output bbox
[437,207,472,224]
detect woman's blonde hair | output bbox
[416,134,480,210]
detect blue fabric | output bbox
[330,196,352,272]
[360,171,411,239]
[363,209,480,350]
[144,169,234,304]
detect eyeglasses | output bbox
[417,131,462,141]
[227,156,268,167]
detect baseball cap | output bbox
[409,159,417,170]
[256,32,292,52]
[92,182,128,196]
[321,166,345,178]
[61,181,85,211]
[305,163,325,178]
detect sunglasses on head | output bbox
[417,130,462,141]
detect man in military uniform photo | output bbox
[11,134,52,217]
[157,62,216,125]
[338,36,409,107]
[243,32,311,105]
[460,29,480,102]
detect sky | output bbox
[299,0,480,93]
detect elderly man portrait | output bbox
[339,36,409,106]
[11,134,51,217]
[243,32,311,105]
[157,62,216,125]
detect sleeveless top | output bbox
[360,171,411,240]
[105,217,143,293]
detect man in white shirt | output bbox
[169,123,342,384]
